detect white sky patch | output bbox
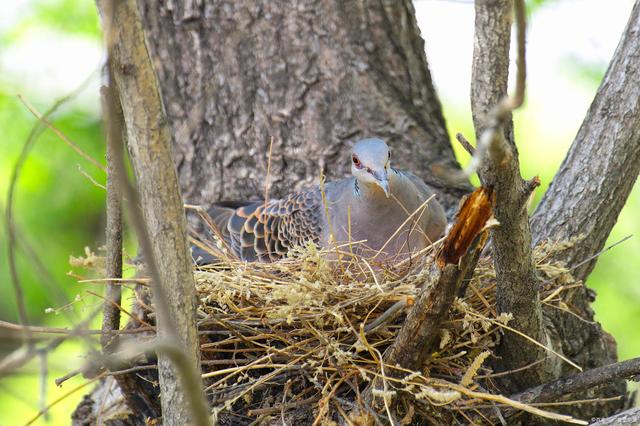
[414,0,635,140]
[0,26,102,113]
[0,0,31,33]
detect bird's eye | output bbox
[352,155,363,169]
[388,151,391,159]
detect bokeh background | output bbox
[0,0,638,424]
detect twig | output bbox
[77,164,107,191]
[100,82,124,352]
[540,235,633,286]
[97,1,210,424]
[6,85,91,345]
[38,350,49,421]
[55,368,82,387]
[0,319,144,336]
[0,312,103,378]
[24,373,107,426]
[476,358,547,380]
[18,95,106,171]
[246,395,320,416]
[456,132,476,156]
[512,356,640,406]
[86,290,155,330]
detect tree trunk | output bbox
[75,0,639,424]
[136,0,471,215]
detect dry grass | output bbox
[181,235,588,425]
[54,232,591,425]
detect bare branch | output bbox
[468,0,557,389]
[531,0,640,282]
[590,408,640,426]
[0,308,101,377]
[100,84,124,352]
[455,132,476,156]
[96,1,211,424]
[5,83,93,346]
[19,95,106,172]
[512,356,640,406]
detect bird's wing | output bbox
[224,189,324,262]
[395,169,447,242]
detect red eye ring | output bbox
[352,155,363,169]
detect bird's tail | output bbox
[191,201,257,264]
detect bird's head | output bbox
[351,138,391,197]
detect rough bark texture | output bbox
[96,1,208,424]
[77,0,640,423]
[512,356,640,407]
[591,408,640,426]
[529,0,640,416]
[470,0,514,145]
[470,0,554,390]
[100,86,123,352]
[137,0,471,216]
[530,0,640,282]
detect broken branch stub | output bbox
[438,186,495,267]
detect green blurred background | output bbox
[0,0,638,424]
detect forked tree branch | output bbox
[530,0,640,281]
[469,0,555,389]
[96,1,210,425]
[527,2,640,416]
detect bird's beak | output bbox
[372,170,390,198]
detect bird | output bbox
[193,138,447,264]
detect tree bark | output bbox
[78,0,640,423]
[136,0,471,215]
[96,1,209,425]
[531,0,640,283]
[529,0,640,416]
[470,0,556,390]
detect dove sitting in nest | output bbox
[193,138,447,265]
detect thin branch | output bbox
[0,319,144,337]
[18,95,105,172]
[512,356,640,406]
[0,307,102,376]
[77,164,107,191]
[100,82,124,352]
[25,373,107,426]
[467,0,555,389]
[590,407,640,426]
[96,1,210,424]
[455,132,476,156]
[5,81,93,346]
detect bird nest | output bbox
[183,237,582,425]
